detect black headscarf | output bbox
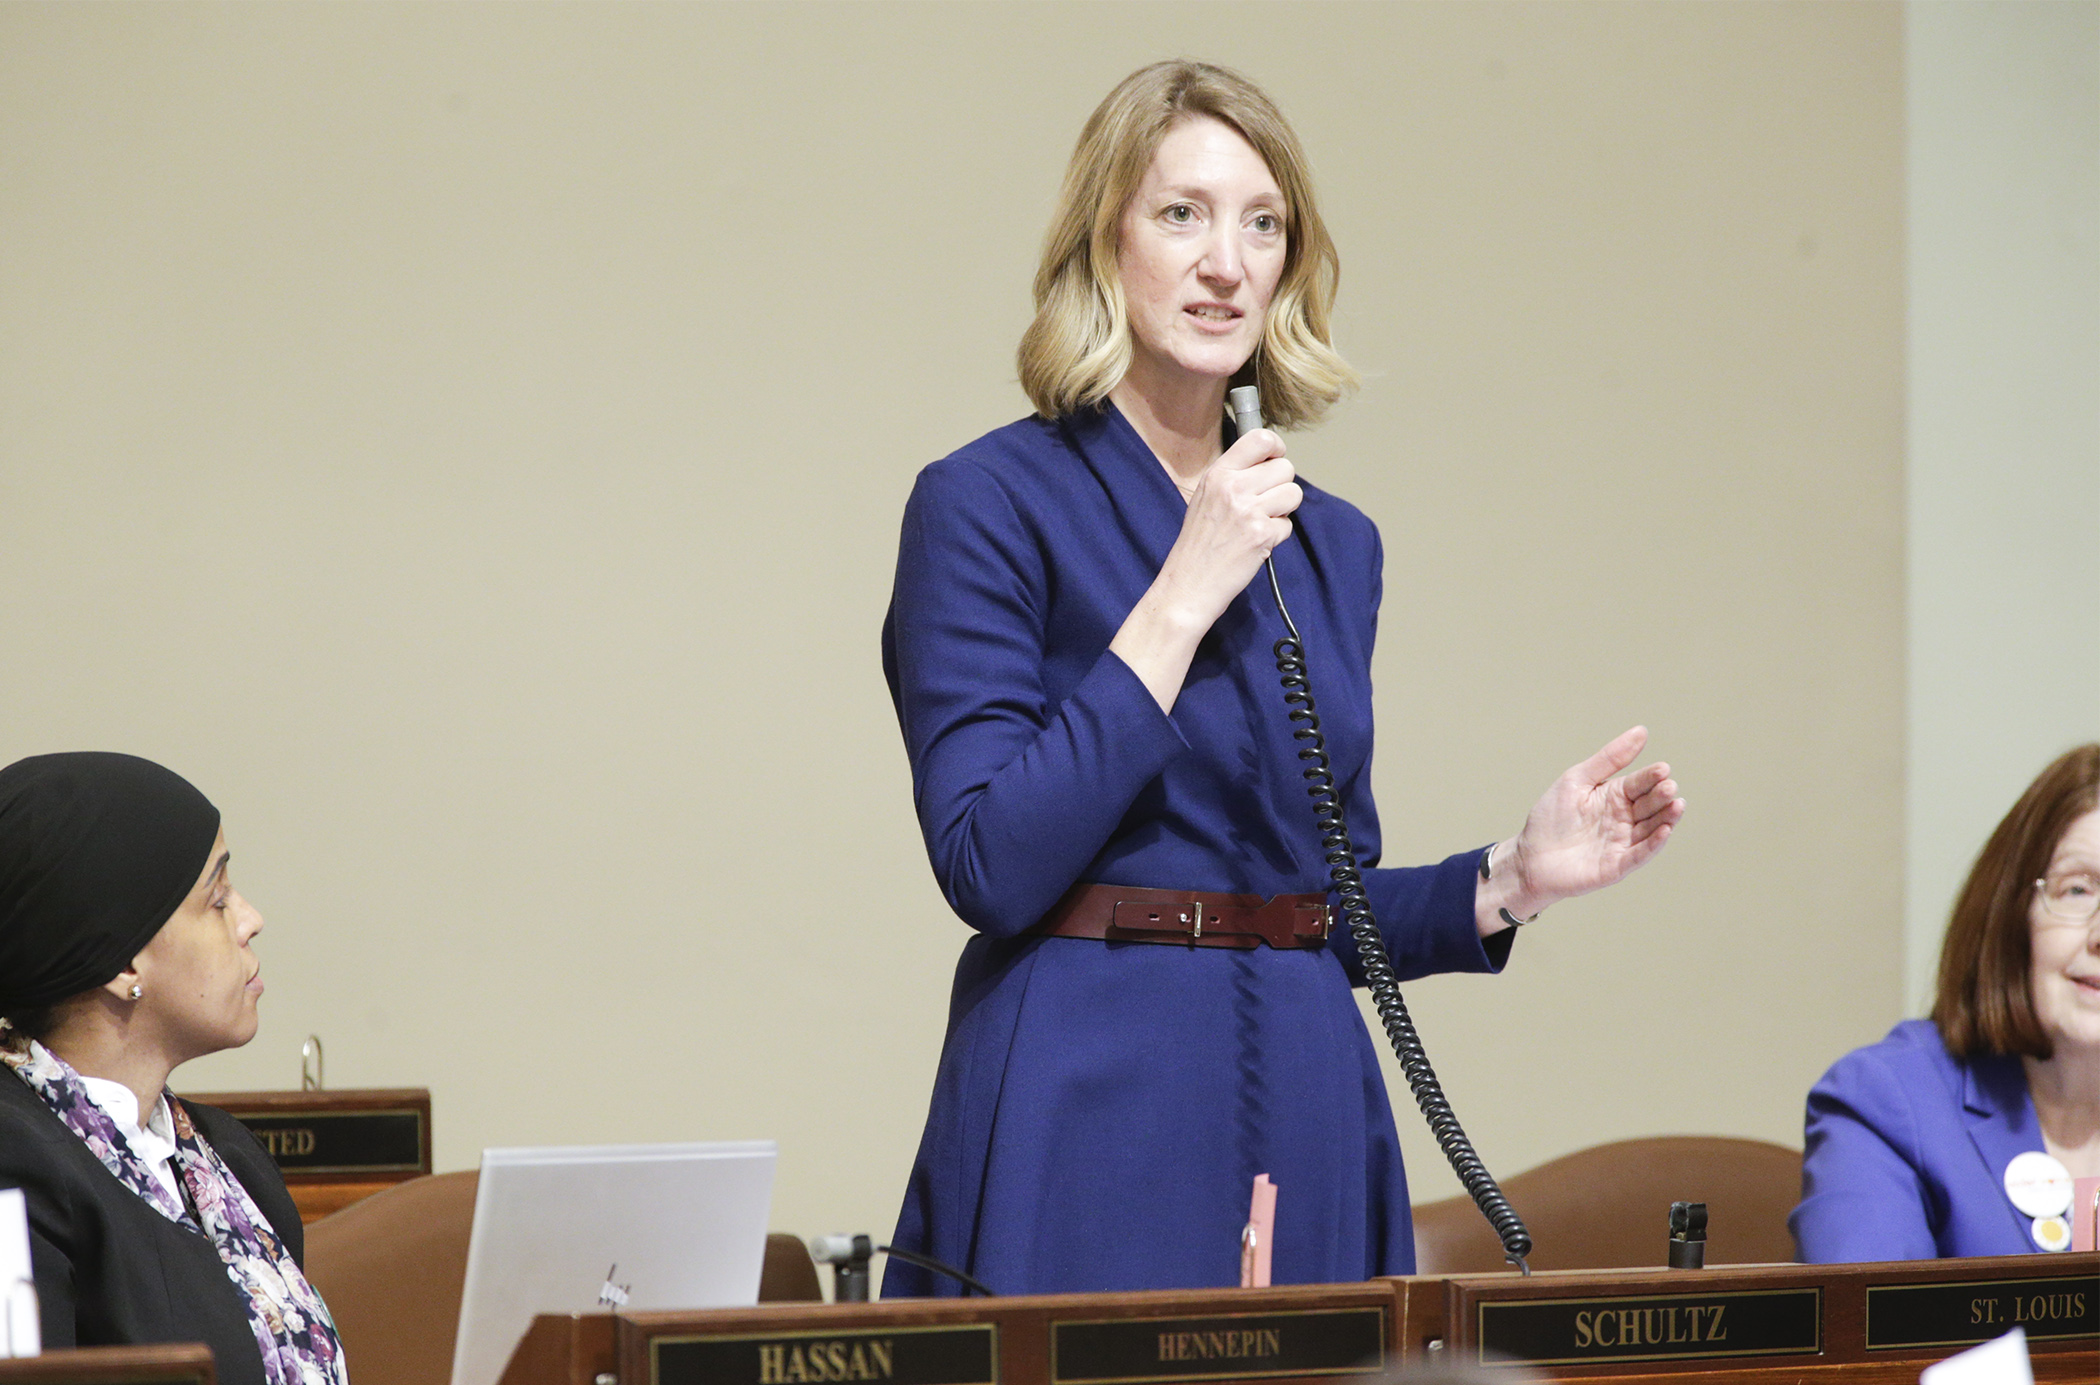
[0,752,221,1014]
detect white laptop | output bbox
[449,1140,777,1385]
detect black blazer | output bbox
[0,1068,306,1385]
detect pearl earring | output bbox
[127,984,142,1001]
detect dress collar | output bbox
[1056,402,1189,561]
[1059,399,1313,637]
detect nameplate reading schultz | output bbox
[1865,1274,2096,1351]
[227,1109,424,1175]
[648,1324,996,1385]
[1050,1307,1385,1383]
[1473,1288,1820,1367]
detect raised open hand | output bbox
[1497,726,1684,920]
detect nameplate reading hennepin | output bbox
[229,1109,424,1174]
[1865,1274,2096,1351]
[1051,1307,1385,1384]
[649,1325,996,1385]
[1474,1288,1820,1367]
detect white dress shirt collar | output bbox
[74,1073,182,1205]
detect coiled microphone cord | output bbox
[1265,564,1531,1274]
[1233,385,1531,1273]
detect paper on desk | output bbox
[1,1187,38,1358]
[1919,1325,2032,1385]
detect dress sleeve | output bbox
[1789,1046,1940,1263]
[1319,520,1512,983]
[888,459,1189,938]
[1336,851,1512,982]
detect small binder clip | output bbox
[1240,1175,1277,1288]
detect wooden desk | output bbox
[0,1345,215,1385]
[495,1253,2095,1385]
[180,1087,432,1223]
[1404,1253,2094,1381]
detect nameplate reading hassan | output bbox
[648,1324,996,1385]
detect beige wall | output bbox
[0,2,1904,1257]
[1904,2,2100,1016]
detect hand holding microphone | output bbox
[1108,386,1301,714]
[1155,414,1300,635]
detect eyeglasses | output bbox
[2033,873,2100,925]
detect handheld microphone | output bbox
[1229,385,1264,440]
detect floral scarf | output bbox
[6,1041,347,1385]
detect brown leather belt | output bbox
[1036,882,1333,950]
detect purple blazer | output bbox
[1792,1019,2049,1262]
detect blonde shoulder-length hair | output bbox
[1017,60,1357,430]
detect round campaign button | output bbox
[2003,1151,2073,1218]
[2032,1215,2072,1252]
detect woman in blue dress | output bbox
[881,60,1686,1297]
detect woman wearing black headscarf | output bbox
[0,753,346,1385]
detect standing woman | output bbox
[0,753,346,1385]
[881,60,1684,1297]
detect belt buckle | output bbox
[1110,896,1204,940]
[1290,901,1333,943]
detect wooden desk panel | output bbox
[496,1254,2096,1385]
[621,1281,1402,1385]
[1430,1254,2093,1378]
[0,1345,215,1385]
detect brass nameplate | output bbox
[1050,1307,1385,1383]
[648,1324,996,1385]
[1865,1274,2096,1350]
[226,1109,424,1174]
[1473,1287,1820,1366]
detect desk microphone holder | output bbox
[808,1235,873,1302]
[1668,1200,1708,1269]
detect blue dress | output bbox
[880,404,1512,1297]
[1791,1019,2051,1262]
